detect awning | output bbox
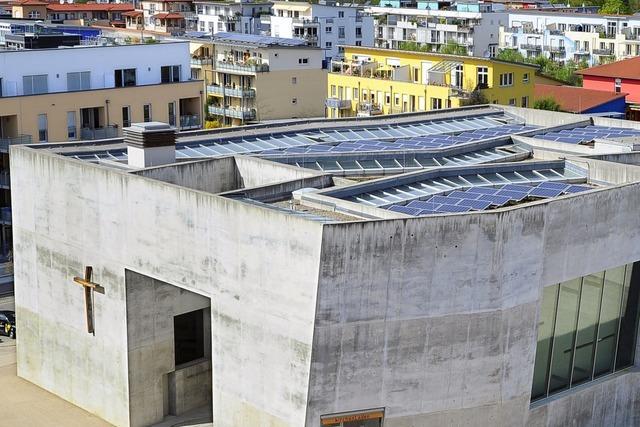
[429,60,463,73]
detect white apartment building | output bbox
[268,1,374,61]
[370,6,484,56]
[475,11,640,64]
[194,0,271,35]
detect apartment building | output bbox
[475,11,640,64]
[0,41,202,144]
[194,0,271,36]
[268,1,374,61]
[206,32,326,125]
[326,45,536,118]
[371,6,483,55]
[124,0,194,35]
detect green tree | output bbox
[495,48,526,63]
[439,41,468,56]
[533,97,561,111]
[461,89,489,106]
[599,0,630,13]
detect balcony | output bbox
[624,32,640,41]
[356,102,383,117]
[325,98,352,109]
[520,43,542,51]
[80,125,119,141]
[0,172,9,189]
[544,45,566,54]
[207,85,256,98]
[448,86,471,98]
[208,106,256,120]
[179,115,200,130]
[593,48,614,56]
[191,57,213,66]
[219,14,240,22]
[215,61,269,74]
[292,17,318,27]
[0,134,31,152]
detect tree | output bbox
[599,0,630,14]
[533,97,561,111]
[439,41,468,56]
[495,48,526,63]
[461,89,489,106]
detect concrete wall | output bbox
[306,174,640,426]
[125,270,211,426]
[11,146,325,427]
[133,157,240,194]
[234,156,325,189]
[169,359,212,417]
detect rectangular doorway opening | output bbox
[174,309,205,366]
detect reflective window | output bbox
[531,262,640,401]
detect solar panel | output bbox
[536,181,570,191]
[388,205,422,215]
[500,184,532,192]
[407,200,441,210]
[447,190,474,199]
[564,185,592,193]
[496,189,529,201]
[435,204,472,213]
[465,187,499,195]
[478,194,512,206]
[456,199,493,210]
[528,187,563,198]
[428,195,456,205]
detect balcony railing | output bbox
[191,58,213,66]
[356,102,383,117]
[0,172,9,188]
[325,98,352,109]
[520,43,542,51]
[0,134,31,151]
[208,106,256,120]
[593,48,614,55]
[215,61,269,73]
[179,114,200,130]
[207,85,256,98]
[544,45,566,54]
[292,17,319,26]
[80,125,119,141]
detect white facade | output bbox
[269,1,374,61]
[0,42,192,97]
[194,1,271,35]
[370,7,482,55]
[475,11,640,63]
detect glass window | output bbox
[67,71,90,91]
[143,104,152,122]
[161,65,181,83]
[23,74,48,95]
[168,102,176,127]
[531,262,640,401]
[115,68,136,87]
[38,113,48,142]
[122,106,131,128]
[67,111,76,140]
[476,66,488,87]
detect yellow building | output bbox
[326,46,537,118]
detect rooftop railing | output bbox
[179,114,200,130]
[0,134,31,152]
[80,125,119,141]
[215,60,269,73]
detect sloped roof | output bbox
[576,56,640,80]
[534,84,627,113]
[47,3,134,12]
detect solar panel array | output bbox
[348,165,586,207]
[262,124,537,155]
[386,182,593,216]
[71,114,525,162]
[534,125,640,144]
[283,144,531,175]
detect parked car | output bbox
[0,310,15,339]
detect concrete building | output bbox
[327,45,536,118]
[475,10,640,64]
[0,41,202,144]
[205,32,326,126]
[268,1,374,62]
[12,104,640,427]
[194,0,271,36]
[123,0,194,35]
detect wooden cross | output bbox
[72,266,105,335]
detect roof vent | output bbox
[124,122,176,168]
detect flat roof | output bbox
[212,32,314,48]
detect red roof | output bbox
[122,9,142,16]
[534,84,627,113]
[152,12,184,19]
[47,3,134,12]
[576,56,640,80]
[11,0,48,5]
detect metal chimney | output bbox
[124,122,176,168]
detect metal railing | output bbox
[0,134,31,151]
[215,61,269,73]
[80,125,119,141]
[207,85,256,98]
[325,98,352,109]
[179,115,200,130]
[593,48,614,55]
[208,106,256,120]
[520,43,542,50]
[544,45,566,53]
[191,58,213,66]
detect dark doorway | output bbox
[174,309,205,366]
